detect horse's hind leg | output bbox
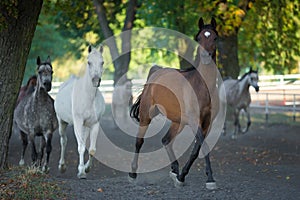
[19,131,28,166]
[58,119,68,173]
[162,122,182,179]
[128,125,149,182]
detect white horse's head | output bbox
[248,67,259,92]
[87,45,104,87]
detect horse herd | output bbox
[13,17,259,189]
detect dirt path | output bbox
[7,114,300,199]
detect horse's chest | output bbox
[26,101,55,130]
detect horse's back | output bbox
[54,77,75,124]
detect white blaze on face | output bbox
[204,31,211,38]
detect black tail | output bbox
[130,94,142,122]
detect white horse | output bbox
[54,45,105,178]
[223,67,259,139]
[112,78,133,128]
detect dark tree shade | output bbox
[0,0,43,169]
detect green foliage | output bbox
[23,8,75,84]
[239,0,300,74]
[23,0,300,83]
[0,0,18,31]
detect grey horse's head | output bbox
[87,45,104,87]
[248,67,259,92]
[36,56,53,92]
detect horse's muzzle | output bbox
[255,86,259,92]
[44,82,52,92]
[92,77,101,87]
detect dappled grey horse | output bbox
[14,56,58,172]
[223,67,259,139]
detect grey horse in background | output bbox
[223,67,259,139]
[14,56,58,172]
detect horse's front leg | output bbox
[73,118,88,179]
[175,127,216,189]
[58,119,68,173]
[241,107,251,134]
[85,122,100,173]
[232,108,239,139]
[28,132,38,167]
[19,131,28,166]
[38,136,46,168]
[162,123,181,179]
[42,131,53,173]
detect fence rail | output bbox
[50,74,300,121]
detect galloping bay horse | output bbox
[129,17,219,189]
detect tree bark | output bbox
[217,34,240,79]
[93,0,137,85]
[0,0,43,169]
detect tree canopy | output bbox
[23,0,300,82]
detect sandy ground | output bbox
[7,111,300,199]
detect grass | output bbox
[0,166,68,200]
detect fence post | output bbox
[265,93,269,123]
[293,94,296,121]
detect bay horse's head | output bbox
[194,17,218,65]
[248,67,259,92]
[87,45,104,87]
[36,56,53,92]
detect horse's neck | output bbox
[78,69,97,101]
[198,62,217,91]
[238,76,250,95]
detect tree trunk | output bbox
[217,34,240,78]
[0,0,43,169]
[93,0,137,85]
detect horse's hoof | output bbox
[19,159,25,166]
[128,174,137,184]
[231,135,237,140]
[58,164,67,173]
[174,178,184,188]
[42,166,50,174]
[85,166,91,173]
[169,171,177,181]
[206,182,217,190]
[77,172,87,179]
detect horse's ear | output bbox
[37,56,41,65]
[46,56,51,63]
[88,45,92,53]
[211,17,217,29]
[99,45,103,53]
[249,66,253,72]
[198,17,204,30]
